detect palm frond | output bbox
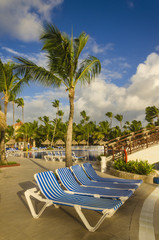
[74,56,101,86]
[40,23,72,82]
[73,32,89,71]
[14,57,64,88]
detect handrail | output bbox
[103,126,159,161]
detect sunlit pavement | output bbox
[0,157,159,240]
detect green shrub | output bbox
[113,159,154,175]
[0,161,17,166]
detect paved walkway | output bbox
[0,157,159,240]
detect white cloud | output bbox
[86,38,114,55]
[155,46,159,51]
[6,52,159,127]
[0,0,63,41]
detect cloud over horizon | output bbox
[5,52,159,127]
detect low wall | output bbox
[109,167,158,184]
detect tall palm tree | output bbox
[15,97,24,123]
[0,59,29,162]
[114,114,123,129]
[9,93,17,136]
[58,110,64,122]
[38,116,51,141]
[105,112,113,127]
[15,23,101,167]
[80,110,90,125]
[0,109,7,163]
[51,99,59,145]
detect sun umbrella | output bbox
[6,138,16,145]
[79,140,87,145]
[72,140,78,145]
[42,139,51,145]
[55,139,65,145]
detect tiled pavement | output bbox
[0,157,159,240]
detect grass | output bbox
[0,161,18,166]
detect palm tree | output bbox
[105,112,113,127]
[38,116,51,142]
[16,122,30,149]
[0,59,29,162]
[15,23,101,167]
[114,114,123,129]
[58,110,64,122]
[51,99,59,145]
[80,110,90,125]
[15,97,24,123]
[9,93,17,133]
[0,109,7,163]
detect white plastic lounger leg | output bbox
[74,205,114,232]
[24,188,53,219]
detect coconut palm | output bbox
[15,97,24,123]
[16,122,30,149]
[0,60,28,118]
[51,99,59,145]
[38,116,51,142]
[114,114,123,129]
[58,110,64,122]
[0,109,7,163]
[15,23,101,167]
[80,110,90,125]
[105,112,113,127]
[9,93,17,133]
[0,59,29,162]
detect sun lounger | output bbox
[44,152,55,161]
[56,167,133,201]
[83,162,143,185]
[24,171,123,232]
[71,165,139,190]
[53,151,64,162]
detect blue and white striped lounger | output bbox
[71,165,139,190]
[82,162,143,185]
[24,171,123,232]
[56,167,133,201]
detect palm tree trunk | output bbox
[0,130,7,164]
[12,101,15,136]
[51,117,57,146]
[22,106,24,123]
[0,111,7,164]
[0,97,8,164]
[65,87,74,167]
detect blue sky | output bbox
[1,0,159,126]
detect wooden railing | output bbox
[104,126,159,161]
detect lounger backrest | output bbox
[83,163,99,181]
[56,168,81,191]
[71,165,91,185]
[34,171,65,200]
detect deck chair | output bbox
[71,165,139,190]
[24,171,123,232]
[53,151,63,162]
[44,152,55,162]
[56,167,133,202]
[83,163,143,185]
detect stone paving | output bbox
[0,157,159,240]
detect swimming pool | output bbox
[23,146,104,161]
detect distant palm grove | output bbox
[4,103,159,148]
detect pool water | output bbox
[24,147,104,161]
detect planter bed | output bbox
[0,163,20,168]
[109,167,159,184]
